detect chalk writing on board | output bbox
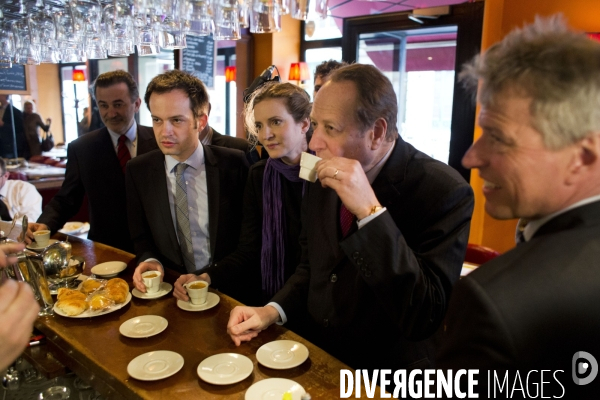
[182,35,215,89]
[0,65,27,92]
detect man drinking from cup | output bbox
[227,63,474,373]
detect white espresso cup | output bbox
[185,280,209,305]
[142,270,162,294]
[33,230,51,247]
[299,152,321,183]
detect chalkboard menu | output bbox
[182,35,216,89]
[0,65,28,93]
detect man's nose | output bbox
[461,138,484,170]
[308,126,324,152]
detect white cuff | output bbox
[357,207,387,229]
[266,302,287,325]
[142,258,164,270]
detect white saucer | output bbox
[256,340,309,370]
[127,351,184,381]
[132,282,173,299]
[177,292,220,312]
[61,221,84,234]
[245,378,305,400]
[197,353,253,385]
[119,315,168,338]
[26,238,58,251]
[91,261,127,278]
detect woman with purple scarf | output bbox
[173,82,311,307]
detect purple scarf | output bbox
[261,158,304,298]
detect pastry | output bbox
[105,285,127,304]
[56,298,88,316]
[81,278,104,294]
[57,288,86,301]
[89,293,114,311]
[106,278,128,293]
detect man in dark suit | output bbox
[28,70,158,252]
[199,103,268,164]
[0,95,26,159]
[199,103,249,153]
[129,70,247,293]
[438,17,600,398]
[227,64,474,372]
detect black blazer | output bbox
[439,201,600,398]
[126,145,248,274]
[38,126,157,252]
[272,137,474,371]
[210,128,250,153]
[210,127,268,165]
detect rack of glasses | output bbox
[0,0,329,67]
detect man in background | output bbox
[227,64,473,373]
[200,103,250,152]
[313,59,347,96]
[0,158,41,222]
[438,17,600,398]
[28,70,158,252]
[0,95,26,159]
[23,101,51,157]
[128,70,247,291]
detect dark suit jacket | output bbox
[38,126,157,252]
[0,104,26,159]
[439,201,600,398]
[126,145,248,274]
[210,128,250,153]
[272,137,474,371]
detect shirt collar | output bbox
[523,193,600,241]
[0,181,8,198]
[365,140,395,184]
[107,120,137,145]
[200,126,213,146]
[165,140,205,173]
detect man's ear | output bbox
[370,118,387,150]
[567,133,600,184]
[197,113,209,132]
[134,97,142,113]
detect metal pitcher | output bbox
[2,241,75,317]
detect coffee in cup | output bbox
[142,270,162,293]
[33,230,51,247]
[299,152,321,183]
[185,280,209,305]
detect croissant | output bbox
[105,285,128,304]
[57,288,87,302]
[56,298,88,316]
[106,278,128,293]
[81,278,105,294]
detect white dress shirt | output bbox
[0,179,42,222]
[107,121,138,158]
[164,141,211,271]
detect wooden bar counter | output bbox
[33,235,355,400]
